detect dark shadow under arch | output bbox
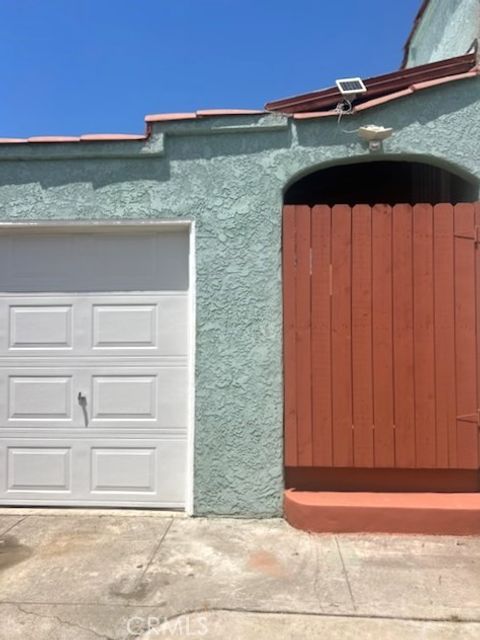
[284,160,478,206]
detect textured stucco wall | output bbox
[406,0,480,67]
[0,79,478,516]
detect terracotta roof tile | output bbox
[265,53,478,117]
[145,109,265,123]
[353,88,414,111]
[411,68,479,90]
[27,136,80,143]
[0,138,28,144]
[79,133,145,141]
[195,109,264,116]
[0,109,270,144]
[292,111,337,120]
[0,133,147,145]
[144,112,197,123]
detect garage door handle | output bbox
[77,392,89,427]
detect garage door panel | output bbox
[0,438,186,506]
[4,235,76,287]
[9,305,73,350]
[0,231,189,292]
[90,296,188,355]
[7,447,71,493]
[1,366,188,430]
[93,305,157,349]
[0,295,189,358]
[0,371,76,427]
[87,367,188,428]
[91,376,157,421]
[8,375,73,422]
[91,447,156,494]
[0,298,75,356]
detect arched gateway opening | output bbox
[283,160,480,495]
[284,160,478,207]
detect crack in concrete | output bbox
[0,515,29,537]
[334,536,357,613]
[124,517,174,606]
[12,603,116,640]
[311,538,323,609]
[1,600,167,607]
[130,605,480,635]
[4,601,480,639]
[3,599,480,621]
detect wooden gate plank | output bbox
[392,204,416,468]
[352,205,374,467]
[413,204,437,468]
[295,205,313,465]
[454,203,479,469]
[372,204,395,467]
[433,204,456,468]
[311,205,333,466]
[283,205,298,467]
[331,205,353,467]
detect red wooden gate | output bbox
[283,203,480,471]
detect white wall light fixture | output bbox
[358,124,394,151]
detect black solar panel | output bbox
[336,78,367,95]
[339,81,363,91]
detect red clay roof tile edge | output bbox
[79,133,145,141]
[293,68,480,119]
[27,136,81,143]
[353,68,479,113]
[145,109,265,122]
[196,109,264,116]
[144,112,197,123]
[0,110,267,145]
[411,68,479,90]
[292,111,338,120]
[0,134,148,144]
[353,88,414,112]
[0,138,30,144]
[265,52,476,113]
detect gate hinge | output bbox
[457,409,480,427]
[454,226,480,246]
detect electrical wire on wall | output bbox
[334,99,360,135]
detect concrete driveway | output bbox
[0,508,479,639]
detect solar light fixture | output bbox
[358,125,394,142]
[336,77,367,97]
[358,124,394,151]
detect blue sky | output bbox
[0,0,421,137]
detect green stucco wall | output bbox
[0,79,478,516]
[405,0,479,67]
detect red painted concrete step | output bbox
[284,489,480,535]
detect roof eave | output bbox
[265,52,477,114]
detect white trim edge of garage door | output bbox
[0,220,195,513]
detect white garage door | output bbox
[0,227,191,508]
